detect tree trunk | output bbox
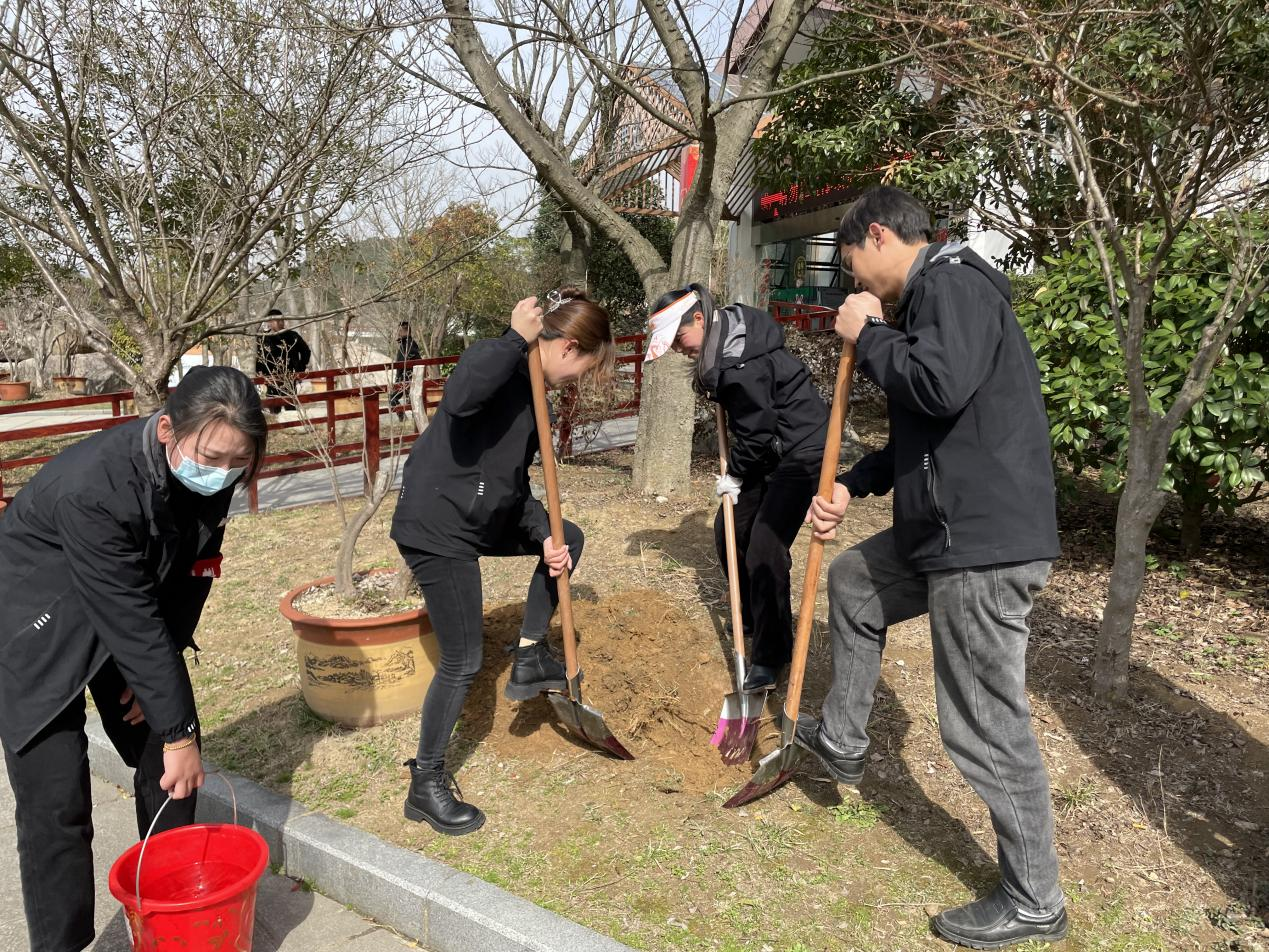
[1179,487,1205,559]
[335,470,392,596]
[132,358,176,413]
[1093,433,1169,701]
[630,218,715,495]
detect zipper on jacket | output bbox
[923,452,952,552]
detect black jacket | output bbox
[255,329,311,375]
[700,304,828,481]
[390,329,550,558]
[839,243,1060,571]
[395,336,422,382]
[0,416,234,751]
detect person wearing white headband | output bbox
[645,284,829,692]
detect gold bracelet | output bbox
[162,737,196,752]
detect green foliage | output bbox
[0,241,43,297]
[531,185,674,335]
[109,321,144,371]
[756,16,980,235]
[1015,221,1269,524]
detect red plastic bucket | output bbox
[108,789,269,952]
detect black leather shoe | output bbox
[742,663,778,693]
[504,640,568,700]
[793,714,866,784]
[932,885,1068,949]
[402,760,485,835]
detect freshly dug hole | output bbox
[461,588,763,792]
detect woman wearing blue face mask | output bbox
[0,365,266,952]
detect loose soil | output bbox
[466,591,753,795]
[162,410,1268,951]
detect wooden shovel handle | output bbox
[527,342,579,680]
[784,342,857,726]
[715,405,746,660]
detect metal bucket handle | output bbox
[134,771,239,912]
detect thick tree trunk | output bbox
[631,218,715,495]
[1093,431,1169,701]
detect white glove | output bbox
[715,473,741,504]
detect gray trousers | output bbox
[821,528,1062,915]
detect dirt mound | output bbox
[459,589,759,792]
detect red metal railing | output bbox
[1,306,835,505]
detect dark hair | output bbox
[541,287,615,395]
[166,366,269,481]
[651,283,717,395]
[398,321,411,331]
[265,308,283,317]
[836,186,935,247]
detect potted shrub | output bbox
[276,345,437,728]
[0,377,31,401]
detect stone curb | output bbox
[86,714,634,952]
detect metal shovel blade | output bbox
[547,690,635,760]
[711,689,766,765]
[723,739,804,808]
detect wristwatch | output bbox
[864,315,888,328]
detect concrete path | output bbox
[228,415,639,516]
[0,757,418,952]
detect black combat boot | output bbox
[504,639,568,700]
[402,759,485,835]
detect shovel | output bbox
[724,340,857,808]
[710,405,767,764]
[527,341,634,760]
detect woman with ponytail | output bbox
[391,288,614,835]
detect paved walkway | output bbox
[0,757,417,952]
[231,415,639,516]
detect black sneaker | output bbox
[742,663,778,693]
[504,640,568,700]
[793,714,866,784]
[932,885,1068,949]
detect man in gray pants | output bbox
[802,187,1066,949]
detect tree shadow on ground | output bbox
[1030,607,1269,918]
[627,510,1002,896]
[792,679,999,897]
[204,694,331,800]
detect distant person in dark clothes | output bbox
[803,186,1066,950]
[392,321,422,417]
[390,288,613,836]
[0,367,267,952]
[643,283,829,693]
[255,308,311,413]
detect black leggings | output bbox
[3,659,197,952]
[713,462,818,668]
[398,520,584,773]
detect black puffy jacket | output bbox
[699,304,828,481]
[390,329,550,558]
[839,243,1060,571]
[0,415,232,751]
